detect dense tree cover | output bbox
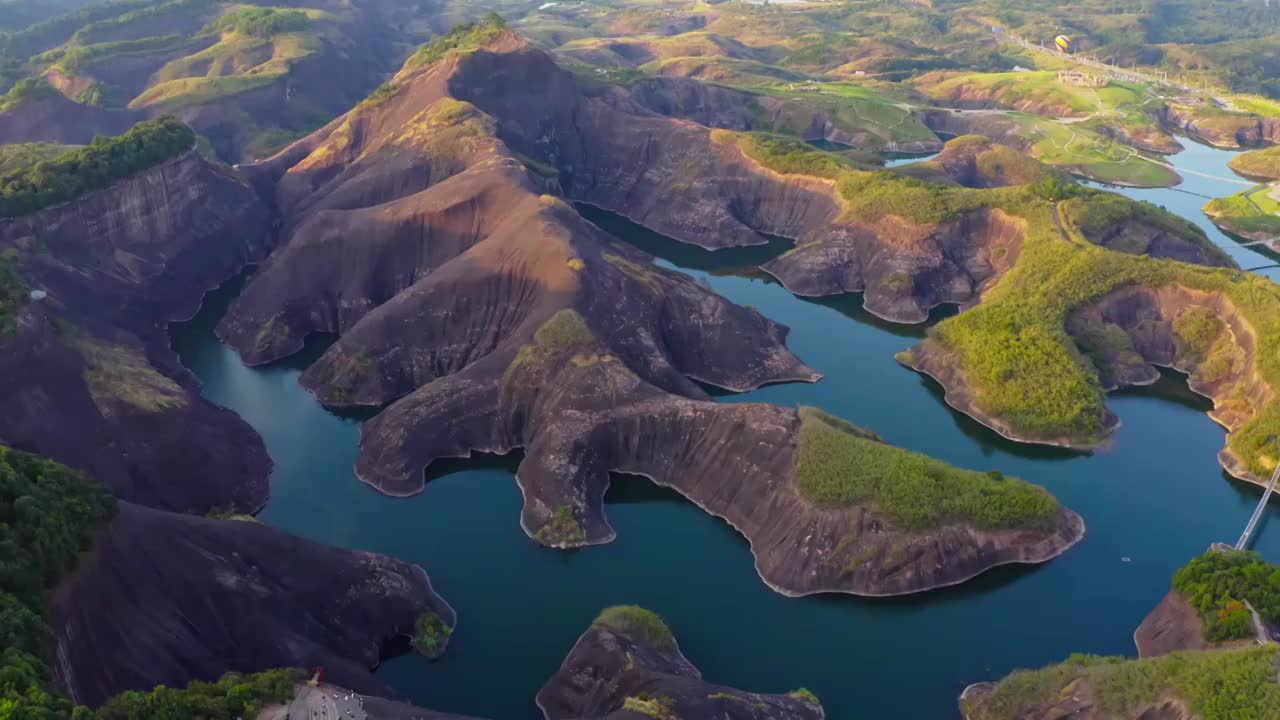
[795,407,1061,531]
[0,447,115,717]
[412,612,451,655]
[0,78,58,112]
[93,669,302,719]
[967,646,1280,720]
[406,13,507,69]
[1173,550,1280,642]
[0,116,194,218]
[205,7,308,39]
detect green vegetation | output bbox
[0,77,59,112]
[795,406,1060,531]
[621,695,677,720]
[0,447,115,716]
[406,13,508,69]
[533,308,594,350]
[789,688,820,705]
[94,669,302,719]
[964,646,1280,720]
[205,6,309,38]
[1205,184,1280,237]
[412,611,452,655]
[35,34,187,73]
[0,116,193,217]
[593,605,676,652]
[0,249,28,335]
[1172,550,1280,642]
[534,504,586,545]
[1230,146,1280,181]
[713,131,856,180]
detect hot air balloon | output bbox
[1055,34,1072,53]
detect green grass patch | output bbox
[406,13,507,70]
[1173,550,1280,642]
[1204,184,1280,236]
[534,308,593,349]
[966,646,1280,720]
[35,34,188,73]
[594,606,676,652]
[0,116,193,217]
[789,688,820,705]
[620,695,676,720]
[1229,146,1280,181]
[795,406,1061,531]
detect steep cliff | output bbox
[1161,104,1280,150]
[0,148,274,513]
[51,501,454,706]
[536,606,826,720]
[219,34,1081,596]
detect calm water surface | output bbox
[171,138,1278,720]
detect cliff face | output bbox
[536,616,825,720]
[355,311,1081,597]
[1067,284,1271,485]
[762,208,1025,323]
[0,150,275,513]
[1160,104,1280,149]
[217,36,1080,597]
[51,501,454,706]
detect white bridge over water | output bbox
[1237,461,1280,550]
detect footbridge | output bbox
[1236,461,1280,550]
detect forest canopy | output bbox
[0,116,194,217]
[1172,550,1280,642]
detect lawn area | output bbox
[1204,184,1280,236]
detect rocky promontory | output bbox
[215,32,1083,597]
[1160,103,1280,149]
[51,501,455,707]
[0,141,274,514]
[537,606,825,720]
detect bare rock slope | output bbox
[0,149,274,513]
[52,501,455,707]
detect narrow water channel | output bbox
[170,137,1278,720]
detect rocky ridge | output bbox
[218,33,1084,597]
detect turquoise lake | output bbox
[170,138,1279,720]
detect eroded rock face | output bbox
[1067,284,1272,485]
[1160,104,1280,150]
[0,92,141,145]
[762,208,1025,323]
[536,619,825,720]
[1134,591,1207,658]
[0,150,274,513]
[216,32,1081,597]
[50,501,454,706]
[355,313,1082,596]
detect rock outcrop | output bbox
[0,91,141,145]
[0,149,274,513]
[762,208,1026,323]
[1133,591,1208,658]
[1066,284,1271,486]
[1160,104,1280,149]
[51,501,455,707]
[536,607,825,720]
[219,34,1082,596]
